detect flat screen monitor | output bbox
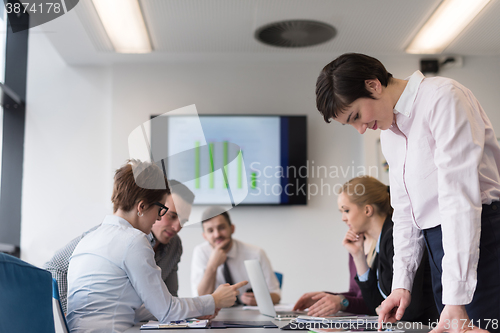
[151,115,307,205]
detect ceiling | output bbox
[40,0,500,65]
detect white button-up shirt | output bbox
[67,215,214,333]
[380,71,500,305]
[191,239,280,298]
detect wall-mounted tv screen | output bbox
[151,115,307,206]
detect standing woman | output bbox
[315,53,500,332]
[67,160,246,333]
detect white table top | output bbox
[125,307,285,332]
[124,307,430,333]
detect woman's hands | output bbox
[306,293,343,317]
[429,305,475,333]
[343,230,370,277]
[196,308,220,320]
[378,288,411,325]
[293,292,343,316]
[293,292,322,311]
[211,281,248,308]
[342,230,365,257]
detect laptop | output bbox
[244,259,305,319]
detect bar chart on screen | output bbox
[167,116,281,205]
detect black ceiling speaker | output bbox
[255,20,336,48]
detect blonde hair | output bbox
[339,176,392,217]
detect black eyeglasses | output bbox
[152,202,169,217]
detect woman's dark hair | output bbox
[111,159,170,213]
[316,53,393,123]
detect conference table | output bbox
[124,307,431,333]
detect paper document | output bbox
[140,319,209,330]
[296,315,378,323]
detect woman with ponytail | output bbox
[339,176,437,323]
[295,176,437,322]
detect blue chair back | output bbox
[274,271,283,289]
[52,278,70,333]
[0,253,55,333]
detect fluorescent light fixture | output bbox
[406,0,491,54]
[92,0,152,53]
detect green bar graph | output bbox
[223,141,229,188]
[251,172,257,189]
[194,142,244,190]
[195,141,200,189]
[209,143,215,189]
[238,150,243,189]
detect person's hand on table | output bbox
[293,291,322,311]
[306,293,342,317]
[429,305,475,333]
[241,292,257,306]
[197,308,221,320]
[378,288,411,326]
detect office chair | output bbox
[52,278,70,333]
[0,253,56,333]
[274,271,283,289]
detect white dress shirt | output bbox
[380,71,500,305]
[67,215,214,333]
[191,239,280,298]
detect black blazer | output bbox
[355,217,438,323]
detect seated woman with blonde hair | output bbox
[295,176,438,322]
[67,160,246,333]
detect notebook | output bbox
[244,259,305,319]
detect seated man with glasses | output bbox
[44,179,194,314]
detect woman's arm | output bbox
[126,236,216,322]
[338,255,371,314]
[342,230,369,276]
[354,264,382,315]
[380,131,426,295]
[429,84,483,305]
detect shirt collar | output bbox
[393,70,425,117]
[103,215,151,241]
[376,233,381,254]
[103,214,133,228]
[148,232,156,248]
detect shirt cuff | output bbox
[201,294,216,313]
[391,269,414,292]
[357,269,370,282]
[442,280,475,305]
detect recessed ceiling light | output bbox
[92,0,152,54]
[406,0,492,54]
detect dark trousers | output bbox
[423,202,500,332]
